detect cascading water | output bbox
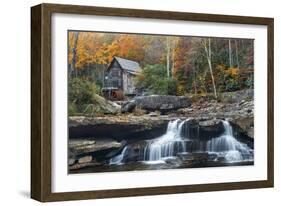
[109,119,253,166]
[143,119,189,162]
[143,119,253,163]
[109,146,128,165]
[206,120,253,162]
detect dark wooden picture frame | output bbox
[31,3,274,202]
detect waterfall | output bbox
[143,119,189,162]
[143,119,253,163]
[206,120,252,162]
[109,146,128,165]
[109,119,253,166]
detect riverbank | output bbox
[69,93,254,140]
[68,90,254,172]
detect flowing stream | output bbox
[206,120,252,162]
[109,146,128,165]
[143,119,189,162]
[105,119,254,171]
[69,119,254,174]
[109,119,253,166]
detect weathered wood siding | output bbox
[123,71,135,94]
[105,59,137,94]
[105,61,123,89]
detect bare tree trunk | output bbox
[228,39,233,68]
[235,40,240,69]
[193,65,197,95]
[102,65,105,88]
[171,38,177,77]
[166,37,170,78]
[203,38,217,99]
[70,32,79,78]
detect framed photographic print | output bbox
[31,3,274,202]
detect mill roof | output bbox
[111,57,141,73]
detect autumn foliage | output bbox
[68,31,254,97]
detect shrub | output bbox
[176,84,186,96]
[68,78,101,113]
[245,74,254,89]
[68,103,78,116]
[166,78,177,95]
[135,64,178,95]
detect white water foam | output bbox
[110,119,253,165]
[143,119,189,161]
[109,146,128,165]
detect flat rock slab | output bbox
[69,138,122,155]
[68,115,169,140]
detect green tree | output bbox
[135,64,177,95]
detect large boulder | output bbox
[229,116,254,148]
[231,116,254,139]
[121,95,191,113]
[121,101,136,113]
[83,94,121,115]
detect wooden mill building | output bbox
[102,57,141,99]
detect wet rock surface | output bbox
[69,138,122,155]
[68,138,124,170]
[175,98,254,139]
[69,115,169,140]
[69,90,254,172]
[121,95,192,113]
